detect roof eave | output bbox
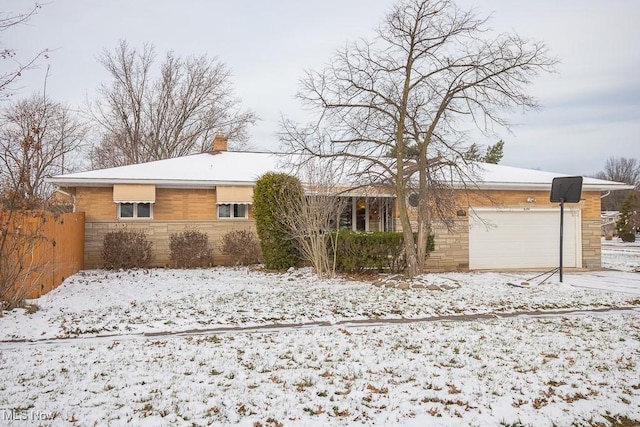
[46,178,635,193]
[456,182,635,192]
[45,178,255,188]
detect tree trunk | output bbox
[396,177,420,277]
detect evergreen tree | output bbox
[484,140,505,164]
[253,173,302,269]
[616,192,638,242]
[463,140,505,164]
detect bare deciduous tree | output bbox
[88,41,258,168]
[1,3,48,96]
[595,157,640,212]
[0,93,86,206]
[595,157,640,187]
[277,156,347,278]
[281,0,557,277]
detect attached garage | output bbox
[469,207,582,270]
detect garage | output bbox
[469,208,582,270]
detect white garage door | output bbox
[469,208,582,270]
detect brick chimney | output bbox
[212,133,228,151]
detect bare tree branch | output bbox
[0,93,87,204]
[0,3,49,97]
[594,157,640,211]
[280,0,557,276]
[87,40,258,168]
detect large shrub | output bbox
[253,173,301,270]
[169,229,213,268]
[221,230,262,265]
[102,229,152,269]
[332,231,434,274]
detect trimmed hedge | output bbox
[332,231,434,273]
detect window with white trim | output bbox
[118,202,153,219]
[217,203,248,219]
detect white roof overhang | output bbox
[47,178,255,189]
[45,152,635,194]
[456,182,635,192]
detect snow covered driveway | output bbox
[564,270,640,295]
[564,240,640,295]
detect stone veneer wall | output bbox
[397,190,602,272]
[396,218,470,272]
[582,219,602,269]
[84,220,257,268]
[424,220,469,271]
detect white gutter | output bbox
[45,174,636,193]
[450,182,635,192]
[45,178,255,188]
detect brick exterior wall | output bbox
[66,184,603,271]
[73,187,114,220]
[66,186,256,268]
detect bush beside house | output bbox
[102,230,153,269]
[221,230,262,266]
[616,192,638,242]
[169,229,214,268]
[253,173,302,270]
[332,231,435,274]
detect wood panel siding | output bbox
[154,188,216,220]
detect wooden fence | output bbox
[1,210,85,301]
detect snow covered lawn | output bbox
[602,241,640,273]
[1,268,639,342]
[1,314,639,426]
[0,246,639,425]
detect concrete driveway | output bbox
[564,270,640,295]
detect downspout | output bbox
[55,188,76,212]
[600,190,611,199]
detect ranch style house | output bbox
[47,135,633,271]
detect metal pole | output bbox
[559,199,564,282]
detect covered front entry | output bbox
[338,197,395,232]
[469,208,582,270]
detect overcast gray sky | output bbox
[2,0,639,175]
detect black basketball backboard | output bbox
[550,176,583,203]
